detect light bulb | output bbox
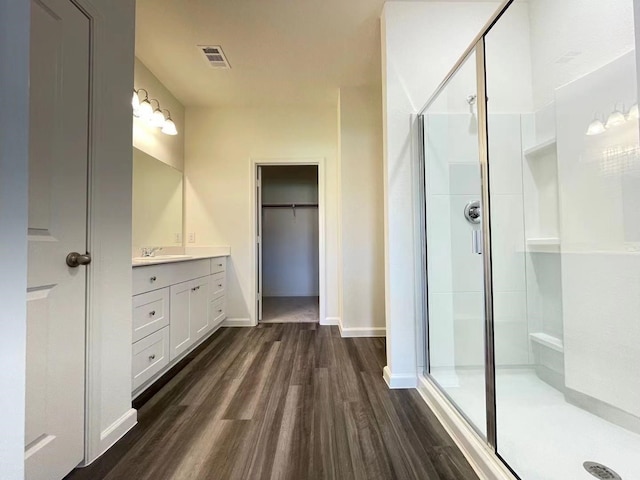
[150,109,166,128]
[138,99,153,121]
[605,109,626,129]
[161,118,178,136]
[627,103,639,120]
[586,119,605,136]
[132,91,140,110]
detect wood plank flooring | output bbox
[65,324,479,480]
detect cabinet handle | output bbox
[218,284,223,287]
[149,310,156,316]
[149,354,156,361]
[217,263,223,267]
[218,309,223,313]
[192,286,200,292]
[150,276,157,282]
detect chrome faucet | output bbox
[141,247,162,257]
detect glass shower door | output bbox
[423,49,488,437]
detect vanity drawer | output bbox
[209,272,225,300]
[133,259,210,295]
[132,288,170,342]
[132,326,169,391]
[210,257,226,274]
[210,296,226,327]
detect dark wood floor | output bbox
[66,324,478,480]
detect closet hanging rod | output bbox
[262,203,318,208]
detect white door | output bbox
[257,166,263,321]
[26,1,90,479]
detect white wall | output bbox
[0,1,29,477]
[338,86,386,336]
[133,57,185,171]
[381,1,500,386]
[185,106,340,324]
[262,166,319,297]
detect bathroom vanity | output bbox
[131,254,228,397]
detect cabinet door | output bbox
[170,280,192,361]
[191,276,210,339]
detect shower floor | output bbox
[430,367,640,480]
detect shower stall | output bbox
[419,1,640,479]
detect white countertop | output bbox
[132,246,230,267]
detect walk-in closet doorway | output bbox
[254,162,324,324]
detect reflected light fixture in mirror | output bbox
[605,105,626,129]
[586,117,606,136]
[627,103,639,120]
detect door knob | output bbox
[66,252,92,268]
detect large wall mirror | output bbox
[132,147,183,249]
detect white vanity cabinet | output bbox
[170,275,210,361]
[131,256,227,396]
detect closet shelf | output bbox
[523,137,557,158]
[262,203,318,208]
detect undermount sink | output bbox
[132,254,193,263]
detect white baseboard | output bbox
[383,366,418,389]
[416,375,516,480]
[222,317,254,327]
[90,408,137,465]
[322,316,340,326]
[338,318,386,337]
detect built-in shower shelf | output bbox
[526,237,560,246]
[529,332,564,353]
[526,237,560,252]
[523,137,557,158]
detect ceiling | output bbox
[135,0,399,107]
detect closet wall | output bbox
[262,166,319,296]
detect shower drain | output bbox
[583,461,621,479]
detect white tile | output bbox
[425,195,452,293]
[449,195,484,292]
[427,292,455,368]
[452,292,485,367]
[489,194,526,291]
[449,163,481,195]
[488,114,523,195]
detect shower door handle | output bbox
[472,230,483,255]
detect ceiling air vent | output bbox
[199,45,231,69]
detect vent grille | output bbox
[199,45,231,69]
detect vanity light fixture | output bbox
[161,109,178,136]
[149,99,166,128]
[132,88,179,135]
[132,90,140,110]
[133,88,153,120]
[605,104,626,129]
[627,103,639,120]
